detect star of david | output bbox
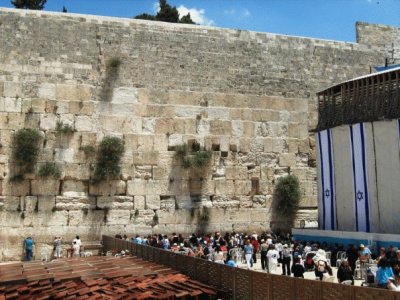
[356,190,363,201]
[324,189,330,198]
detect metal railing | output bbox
[102,235,399,300]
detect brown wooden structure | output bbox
[103,235,400,300]
[317,67,400,131]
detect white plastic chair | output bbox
[40,247,49,262]
[341,280,352,285]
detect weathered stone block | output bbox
[31,180,60,196]
[55,196,96,210]
[214,179,235,195]
[40,114,57,131]
[212,195,239,208]
[2,196,22,211]
[97,196,134,209]
[279,153,296,167]
[38,196,55,212]
[74,116,93,131]
[4,98,21,113]
[112,87,138,104]
[134,195,145,210]
[62,180,88,196]
[38,83,56,100]
[89,180,126,196]
[3,82,22,98]
[5,181,30,197]
[23,196,38,212]
[146,195,160,210]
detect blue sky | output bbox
[0,0,399,42]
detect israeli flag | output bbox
[349,123,370,232]
[317,129,336,230]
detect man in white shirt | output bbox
[267,245,279,274]
[72,236,81,248]
[72,241,80,257]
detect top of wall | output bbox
[0,7,393,98]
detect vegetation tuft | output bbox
[274,175,301,218]
[80,145,96,156]
[199,207,210,222]
[174,143,212,169]
[93,136,124,183]
[12,128,41,178]
[56,121,75,134]
[38,162,61,179]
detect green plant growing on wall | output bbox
[174,143,212,169]
[38,162,61,179]
[274,175,301,218]
[100,57,121,102]
[199,207,210,222]
[80,145,96,156]
[93,136,124,183]
[12,128,41,178]
[56,121,75,135]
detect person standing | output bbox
[281,244,291,276]
[244,240,254,269]
[291,257,305,278]
[53,236,62,259]
[251,237,259,264]
[24,236,34,261]
[267,244,279,274]
[260,239,269,271]
[72,241,80,257]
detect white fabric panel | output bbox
[374,120,400,233]
[332,126,355,231]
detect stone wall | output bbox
[0,8,397,260]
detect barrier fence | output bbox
[102,235,399,300]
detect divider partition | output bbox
[102,235,399,300]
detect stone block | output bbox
[22,196,38,212]
[196,118,210,135]
[3,82,22,98]
[252,195,266,208]
[214,179,235,195]
[232,120,243,137]
[146,195,160,210]
[132,152,159,165]
[55,196,96,210]
[5,180,30,197]
[64,163,90,180]
[69,101,94,115]
[31,179,60,196]
[234,180,252,196]
[279,153,296,167]
[40,114,57,131]
[0,81,3,97]
[62,180,88,196]
[142,118,155,134]
[54,148,74,163]
[4,98,22,113]
[97,196,134,209]
[75,116,93,131]
[2,196,22,211]
[89,180,126,196]
[38,83,56,100]
[112,87,138,104]
[134,195,145,209]
[160,197,176,211]
[38,196,55,212]
[212,195,240,208]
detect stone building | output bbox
[0,7,398,259]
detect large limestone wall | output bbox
[0,8,396,260]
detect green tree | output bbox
[179,13,195,24]
[11,0,46,10]
[135,0,195,24]
[155,0,179,23]
[274,175,301,218]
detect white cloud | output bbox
[242,9,251,18]
[153,1,160,13]
[177,5,215,26]
[223,7,251,18]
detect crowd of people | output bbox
[22,231,400,291]
[115,231,400,291]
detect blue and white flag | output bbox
[349,123,370,232]
[317,129,336,230]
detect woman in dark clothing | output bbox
[337,260,354,284]
[346,244,358,275]
[291,257,305,278]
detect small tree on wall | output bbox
[12,128,41,179]
[92,136,124,183]
[11,0,46,10]
[274,175,301,220]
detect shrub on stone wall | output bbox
[174,143,212,169]
[38,162,61,179]
[55,121,75,135]
[274,175,301,218]
[93,136,124,183]
[12,128,41,178]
